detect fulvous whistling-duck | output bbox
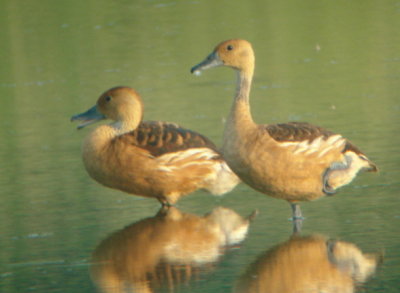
[71,86,239,206]
[191,39,377,224]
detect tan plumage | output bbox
[71,86,239,206]
[191,39,377,221]
[234,234,381,293]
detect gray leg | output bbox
[158,196,173,208]
[290,203,303,234]
[290,203,303,219]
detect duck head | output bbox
[191,39,255,74]
[71,86,144,131]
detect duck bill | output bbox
[190,51,223,74]
[71,105,106,130]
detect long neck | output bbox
[235,69,253,104]
[224,67,256,141]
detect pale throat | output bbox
[86,115,140,150]
[231,67,255,123]
[235,66,253,102]
[112,112,142,135]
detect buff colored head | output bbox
[191,39,255,74]
[71,86,144,129]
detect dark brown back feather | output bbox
[265,122,365,155]
[114,121,219,157]
[266,122,334,142]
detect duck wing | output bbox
[265,122,377,172]
[115,121,219,157]
[265,122,367,155]
[266,122,333,142]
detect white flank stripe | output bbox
[279,141,299,147]
[157,166,175,172]
[326,134,343,145]
[333,138,346,149]
[310,136,323,148]
[317,146,334,158]
[156,148,219,171]
[158,148,217,163]
[279,134,346,158]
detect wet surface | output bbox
[1,0,399,292]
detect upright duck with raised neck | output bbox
[191,39,377,230]
[71,86,240,206]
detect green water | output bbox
[1,0,399,292]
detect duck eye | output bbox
[227,45,234,51]
[105,96,112,102]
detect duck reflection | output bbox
[91,206,256,293]
[234,234,381,293]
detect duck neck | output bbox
[112,118,140,136]
[224,68,255,140]
[112,104,143,135]
[85,114,141,154]
[235,69,253,104]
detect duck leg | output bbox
[157,203,170,215]
[290,202,303,234]
[290,202,303,219]
[158,197,174,208]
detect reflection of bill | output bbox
[91,207,256,293]
[234,234,382,293]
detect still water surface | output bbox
[1,0,399,292]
